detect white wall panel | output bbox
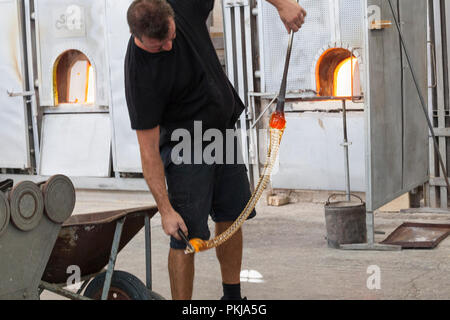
[0,0,30,169]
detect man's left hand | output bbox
[275,0,307,33]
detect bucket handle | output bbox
[326,193,364,205]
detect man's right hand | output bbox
[136,126,189,242]
[161,208,189,241]
[270,0,307,33]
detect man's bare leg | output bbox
[168,248,195,300]
[215,221,243,284]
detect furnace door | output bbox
[0,0,30,169]
[364,0,429,211]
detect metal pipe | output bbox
[144,214,152,291]
[23,0,41,173]
[276,30,296,113]
[251,95,277,128]
[341,100,351,201]
[275,0,301,113]
[387,0,450,191]
[249,91,363,101]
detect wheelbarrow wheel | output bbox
[84,270,156,300]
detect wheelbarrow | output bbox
[39,206,165,300]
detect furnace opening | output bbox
[53,50,95,105]
[315,48,360,98]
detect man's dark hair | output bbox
[127,0,174,41]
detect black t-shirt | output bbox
[124,0,245,147]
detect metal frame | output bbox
[222,0,430,252]
[23,0,40,172]
[222,0,257,186]
[341,0,399,251]
[426,0,450,209]
[342,0,430,251]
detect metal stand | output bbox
[341,100,351,202]
[339,100,401,251]
[340,211,401,251]
[342,0,440,252]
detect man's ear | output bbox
[133,34,142,43]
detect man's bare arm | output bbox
[136,127,188,240]
[266,0,307,33]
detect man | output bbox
[125,0,306,300]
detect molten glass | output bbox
[188,238,207,252]
[269,111,286,130]
[185,112,286,254]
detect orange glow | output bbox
[54,50,96,105]
[86,65,95,104]
[68,61,95,104]
[333,57,358,97]
[269,111,286,130]
[315,48,333,96]
[189,238,206,253]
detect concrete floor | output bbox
[41,189,450,300]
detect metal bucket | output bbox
[324,194,367,249]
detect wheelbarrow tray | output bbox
[380,222,450,249]
[42,206,158,284]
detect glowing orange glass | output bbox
[269,111,286,130]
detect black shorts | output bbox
[164,158,257,250]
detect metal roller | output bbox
[9,181,44,232]
[40,175,76,224]
[0,191,10,237]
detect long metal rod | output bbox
[342,100,351,201]
[23,0,41,173]
[276,30,296,112]
[387,0,450,191]
[144,214,152,291]
[251,95,277,128]
[275,0,300,113]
